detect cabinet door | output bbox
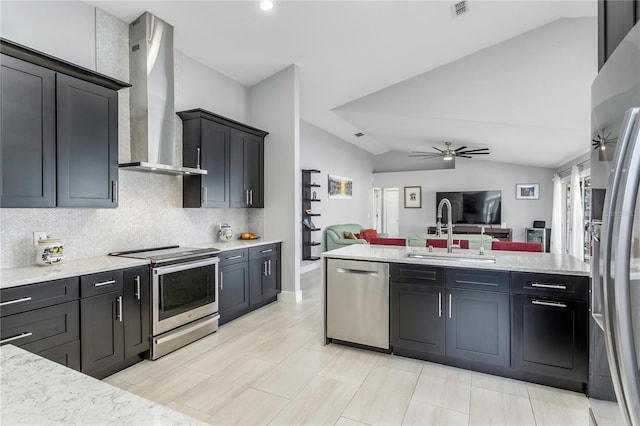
[229,129,264,208]
[1,54,56,207]
[37,340,81,371]
[219,261,250,324]
[249,258,268,304]
[446,289,510,367]
[512,294,588,382]
[598,0,640,69]
[56,73,118,208]
[201,119,230,207]
[263,253,279,299]
[391,282,445,356]
[244,134,264,208]
[80,291,124,375]
[123,267,150,358]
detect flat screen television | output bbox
[436,190,502,225]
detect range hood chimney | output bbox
[121,12,206,176]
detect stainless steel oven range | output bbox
[110,246,220,359]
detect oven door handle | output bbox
[154,257,219,275]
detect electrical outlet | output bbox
[33,231,47,247]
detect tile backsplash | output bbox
[0,171,264,268]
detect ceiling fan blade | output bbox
[459,148,490,153]
[465,152,490,155]
[592,138,601,143]
[432,147,444,153]
[458,155,473,158]
[454,146,468,152]
[409,154,440,158]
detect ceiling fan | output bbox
[592,130,617,152]
[409,142,490,161]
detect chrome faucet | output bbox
[437,198,454,253]
[479,226,485,255]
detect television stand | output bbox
[427,225,512,241]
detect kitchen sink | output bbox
[406,252,497,263]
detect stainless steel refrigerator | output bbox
[590,20,640,426]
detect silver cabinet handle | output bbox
[261,249,273,254]
[0,332,33,345]
[249,189,253,206]
[0,296,32,307]
[134,275,141,300]
[220,271,224,291]
[245,190,250,205]
[112,180,118,203]
[263,261,268,276]
[532,299,567,308]
[448,293,452,318]
[531,282,567,290]
[226,255,243,260]
[202,186,208,204]
[94,280,116,287]
[116,296,123,322]
[196,147,201,169]
[438,292,442,318]
[268,259,272,276]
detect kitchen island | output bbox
[1,345,202,425]
[322,244,591,392]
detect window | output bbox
[563,171,591,261]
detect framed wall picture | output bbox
[328,175,352,199]
[516,183,540,200]
[404,186,422,208]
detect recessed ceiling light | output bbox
[260,1,273,11]
[354,132,364,137]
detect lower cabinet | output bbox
[446,288,510,367]
[80,267,150,378]
[218,243,281,325]
[390,282,445,356]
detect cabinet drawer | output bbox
[219,248,249,266]
[446,268,509,293]
[510,272,588,301]
[0,300,79,353]
[0,277,79,317]
[249,243,280,260]
[390,263,445,286]
[81,270,123,298]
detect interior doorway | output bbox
[373,187,400,237]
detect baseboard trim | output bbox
[279,290,303,303]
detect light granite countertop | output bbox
[0,345,202,425]
[0,240,282,289]
[322,244,590,276]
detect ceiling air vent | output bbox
[451,0,469,17]
[354,132,365,137]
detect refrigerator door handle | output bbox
[591,224,605,331]
[602,107,640,426]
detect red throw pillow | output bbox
[354,233,362,239]
[360,228,379,242]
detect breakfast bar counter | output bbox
[0,345,202,425]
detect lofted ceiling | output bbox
[87,0,598,168]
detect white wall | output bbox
[249,66,301,301]
[0,1,96,70]
[300,120,375,258]
[176,52,249,123]
[372,160,555,242]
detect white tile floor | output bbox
[105,269,592,425]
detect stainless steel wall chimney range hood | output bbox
[121,12,206,176]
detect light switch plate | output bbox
[33,231,47,247]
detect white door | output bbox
[383,188,400,237]
[373,188,382,230]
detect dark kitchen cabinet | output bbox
[0,277,80,370]
[248,243,281,305]
[230,129,264,208]
[181,115,230,208]
[56,73,119,208]
[446,288,510,367]
[598,0,640,70]
[80,290,124,375]
[511,272,589,384]
[123,266,150,358]
[391,282,445,356]
[178,108,268,209]
[0,40,128,208]
[219,260,250,325]
[0,54,56,207]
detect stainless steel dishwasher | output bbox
[326,259,390,350]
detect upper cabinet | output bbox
[178,108,268,209]
[598,0,640,70]
[0,39,129,208]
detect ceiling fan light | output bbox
[443,153,454,161]
[600,142,606,151]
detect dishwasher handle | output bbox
[335,267,379,277]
